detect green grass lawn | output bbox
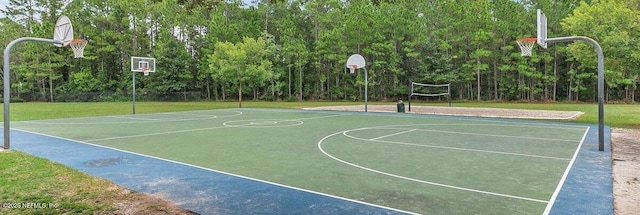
[0,150,114,214]
[0,101,637,214]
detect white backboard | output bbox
[537,9,547,49]
[346,54,366,69]
[54,15,73,47]
[131,57,156,73]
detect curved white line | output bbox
[317,130,549,203]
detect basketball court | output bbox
[7,108,612,214]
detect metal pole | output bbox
[547,36,605,151]
[408,81,412,112]
[448,83,451,107]
[364,67,368,112]
[4,37,62,150]
[299,63,302,101]
[132,72,136,115]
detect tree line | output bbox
[1,0,639,103]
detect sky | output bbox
[0,0,7,12]
[0,0,7,18]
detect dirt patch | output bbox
[304,105,583,120]
[308,105,639,215]
[109,189,198,215]
[612,128,640,215]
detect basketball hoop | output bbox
[69,39,87,58]
[348,65,357,74]
[516,38,537,57]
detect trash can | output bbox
[397,100,405,113]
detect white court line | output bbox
[375,138,569,161]
[411,128,577,142]
[223,119,304,128]
[159,112,220,117]
[84,126,228,142]
[355,112,588,130]
[349,125,580,142]
[318,130,549,203]
[85,113,348,142]
[14,128,419,215]
[107,115,161,121]
[542,127,590,214]
[370,129,416,141]
[293,113,351,121]
[367,123,587,131]
[343,131,571,161]
[19,110,242,125]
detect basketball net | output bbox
[348,65,357,74]
[516,38,537,57]
[70,39,88,58]
[142,67,149,76]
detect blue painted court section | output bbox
[548,125,613,215]
[8,129,409,215]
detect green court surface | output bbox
[13,108,590,214]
